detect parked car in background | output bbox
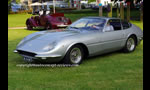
[92,6,99,10]
[15,17,143,65]
[11,2,22,12]
[26,11,72,30]
[59,4,69,8]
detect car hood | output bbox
[33,29,80,41]
[16,29,81,53]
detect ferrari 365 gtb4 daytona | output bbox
[14,17,143,65]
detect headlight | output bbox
[42,42,56,52]
[43,45,54,52]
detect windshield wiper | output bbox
[70,26,79,29]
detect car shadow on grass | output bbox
[83,50,123,62]
[13,50,123,65]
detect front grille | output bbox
[62,19,68,23]
[17,50,37,57]
[57,17,68,23]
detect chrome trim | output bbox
[57,25,68,27]
[21,54,37,59]
[140,37,143,40]
[35,54,62,58]
[13,50,18,53]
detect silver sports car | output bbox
[14,17,143,64]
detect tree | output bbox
[88,0,97,4]
[16,0,21,3]
[28,0,32,10]
[8,0,11,14]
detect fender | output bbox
[127,33,137,40]
[65,42,88,55]
[28,18,38,27]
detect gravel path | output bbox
[8,27,26,29]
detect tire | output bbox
[123,36,136,53]
[63,45,84,65]
[26,20,33,30]
[45,22,52,30]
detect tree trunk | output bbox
[120,2,124,20]
[108,3,112,17]
[28,0,32,10]
[130,0,135,9]
[99,6,103,16]
[127,2,130,21]
[140,2,143,22]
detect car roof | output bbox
[82,17,120,20]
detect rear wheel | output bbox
[123,36,136,53]
[63,45,84,65]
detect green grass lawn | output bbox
[8,14,33,27]
[8,10,143,89]
[8,9,140,27]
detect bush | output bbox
[81,5,86,9]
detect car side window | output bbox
[121,20,131,29]
[109,19,122,31]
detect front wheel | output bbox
[26,20,33,30]
[63,45,84,65]
[45,22,52,30]
[123,36,136,53]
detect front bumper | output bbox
[57,25,69,28]
[137,36,143,45]
[14,50,63,63]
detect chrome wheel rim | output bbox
[70,48,82,64]
[127,38,135,51]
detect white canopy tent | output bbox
[29,1,67,14]
[43,2,53,6]
[30,2,42,6]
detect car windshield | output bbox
[68,18,106,31]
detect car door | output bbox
[99,19,125,53]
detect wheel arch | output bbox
[26,18,30,25]
[65,42,89,58]
[26,18,35,26]
[127,34,138,45]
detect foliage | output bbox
[65,0,70,3]
[8,0,11,14]
[88,0,97,3]
[8,0,11,5]
[16,0,21,3]
[8,0,21,14]
[81,4,86,9]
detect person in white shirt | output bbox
[103,22,114,32]
[39,9,43,16]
